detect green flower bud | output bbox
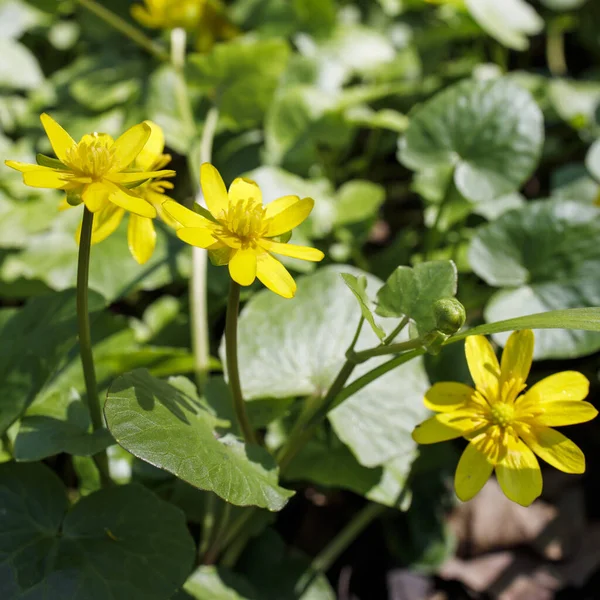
[433,297,466,335]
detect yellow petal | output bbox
[228,177,262,205]
[228,249,257,286]
[162,200,212,228]
[111,122,151,170]
[265,196,314,236]
[76,203,124,245]
[495,435,542,506]
[21,167,69,189]
[519,426,585,474]
[135,120,165,171]
[131,4,156,28]
[82,182,111,212]
[109,185,157,218]
[500,329,534,388]
[177,227,218,248]
[5,160,46,173]
[150,193,181,229]
[200,163,228,216]
[40,113,76,163]
[259,239,324,262]
[412,414,478,444]
[465,335,500,401]
[107,170,175,184]
[520,371,590,406]
[454,433,494,502]
[530,400,598,426]
[256,252,296,298]
[128,214,157,264]
[423,382,477,413]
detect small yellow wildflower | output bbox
[163,163,324,298]
[131,0,238,52]
[5,114,174,220]
[412,330,597,506]
[72,121,179,264]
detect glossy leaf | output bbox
[105,370,294,511]
[400,78,543,203]
[13,389,114,461]
[376,261,458,336]
[231,266,430,467]
[0,462,194,599]
[0,289,105,435]
[469,199,600,358]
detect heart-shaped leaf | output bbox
[0,289,105,435]
[469,199,600,358]
[230,266,430,467]
[400,78,544,203]
[376,261,458,336]
[0,462,194,600]
[105,370,294,511]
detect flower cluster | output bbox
[131,0,238,52]
[413,330,597,506]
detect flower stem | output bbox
[225,282,256,444]
[547,17,568,77]
[74,0,168,62]
[382,315,409,346]
[351,336,425,363]
[77,208,111,488]
[189,106,220,391]
[312,502,386,574]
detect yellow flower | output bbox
[163,163,324,298]
[73,121,179,264]
[5,114,174,220]
[132,0,238,52]
[412,330,597,506]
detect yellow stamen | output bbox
[217,199,269,246]
[490,402,515,427]
[63,133,117,179]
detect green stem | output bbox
[225,282,256,444]
[351,336,425,363]
[75,0,168,61]
[424,176,454,259]
[199,493,217,557]
[311,503,386,574]
[547,18,567,77]
[203,502,231,564]
[77,208,111,488]
[382,315,409,346]
[332,349,426,412]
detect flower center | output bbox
[490,402,515,428]
[63,133,117,179]
[218,199,268,245]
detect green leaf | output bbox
[179,566,256,600]
[334,180,386,226]
[0,38,43,89]
[0,289,105,434]
[0,0,50,39]
[465,0,543,51]
[105,370,294,511]
[400,78,544,203]
[13,389,114,461]
[449,307,600,342]
[0,190,60,249]
[147,64,200,154]
[468,199,600,358]
[549,79,600,131]
[238,529,335,600]
[187,39,290,130]
[0,215,189,302]
[287,429,413,508]
[341,273,385,340]
[586,139,600,182]
[376,261,458,336]
[541,0,587,8]
[0,462,195,599]
[69,62,142,111]
[231,266,430,467]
